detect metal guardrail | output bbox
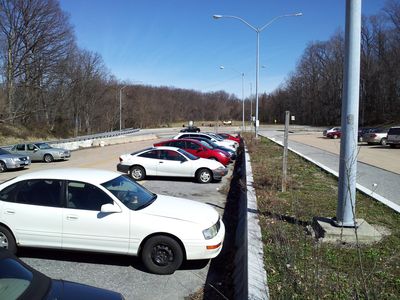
[1,128,140,150]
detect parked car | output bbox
[0,148,31,172]
[358,127,377,142]
[0,168,225,275]
[180,126,200,133]
[326,128,341,139]
[10,142,70,162]
[173,132,238,151]
[154,139,231,165]
[217,133,241,143]
[362,128,389,145]
[0,248,123,299]
[387,126,400,148]
[117,146,228,183]
[323,127,340,137]
[187,137,237,160]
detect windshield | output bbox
[36,143,51,149]
[102,175,156,210]
[0,149,10,155]
[0,258,33,299]
[177,148,199,160]
[207,133,223,141]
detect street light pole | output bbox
[213,13,302,138]
[119,85,127,131]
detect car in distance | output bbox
[0,168,225,275]
[10,142,70,162]
[154,139,231,166]
[0,148,31,172]
[217,133,241,143]
[188,137,237,160]
[323,127,340,137]
[117,146,228,183]
[173,132,238,151]
[0,248,124,299]
[326,128,341,139]
[387,126,400,148]
[362,128,389,145]
[180,126,200,133]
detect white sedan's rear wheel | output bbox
[130,166,146,181]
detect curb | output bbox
[245,147,269,300]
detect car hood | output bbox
[142,195,220,228]
[0,153,27,159]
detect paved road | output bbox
[0,136,232,300]
[259,129,400,212]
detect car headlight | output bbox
[11,158,19,162]
[215,166,226,171]
[203,220,220,240]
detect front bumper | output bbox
[212,167,228,180]
[185,219,225,260]
[6,160,31,169]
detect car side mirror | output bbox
[101,203,121,213]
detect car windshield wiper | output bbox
[136,194,157,210]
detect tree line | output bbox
[258,0,400,126]
[0,0,242,137]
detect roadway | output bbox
[259,127,400,212]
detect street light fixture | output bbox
[213,12,302,137]
[219,66,245,132]
[119,85,128,131]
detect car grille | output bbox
[19,157,29,161]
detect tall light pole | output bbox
[213,13,302,137]
[119,85,127,131]
[219,66,245,131]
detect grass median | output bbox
[244,133,400,299]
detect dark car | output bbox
[358,127,377,142]
[180,126,200,133]
[387,126,400,148]
[0,249,124,300]
[154,138,231,165]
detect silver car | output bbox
[0,148,31,172]
[10,142,71,163]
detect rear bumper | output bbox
[117,163,130,174]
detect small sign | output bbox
[256,120,260,127]
[291,116,295,121]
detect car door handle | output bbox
[159,161,164,163]
[5,210,15,215]
[66,215,78,220]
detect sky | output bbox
[59,0,387,98]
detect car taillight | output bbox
[371,134,377,138]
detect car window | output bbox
[27,144,36,151]
[199,140,213,149]
[102,175,156,211]
[188,141,201,150]
[36,143,51,149]
[159,150,185,161]
[180,134,190,139]
[67,181,113,211]
[138,149,159,159]
[388,128,400,135]
[0,258,33,299]
[15,144,25,151]
[177,148,199,160]
[9,180,62,207]
[171,140,186,148]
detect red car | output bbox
[326,128,341,139]
[217,133,241,143]
[154,139,231,165]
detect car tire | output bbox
[196,129,200,132]
[381,138,387,146]
[129,165,146,181]
[196,168,212,184]
[44,154,54,163]
[141,235,183,275]
[0,161,6,173]
[0,225,17,254]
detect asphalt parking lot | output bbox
[0,137,233,299]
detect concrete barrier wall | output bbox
[50,134,158,151]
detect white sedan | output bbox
[0,168,225,275]
[117,146,228,183]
